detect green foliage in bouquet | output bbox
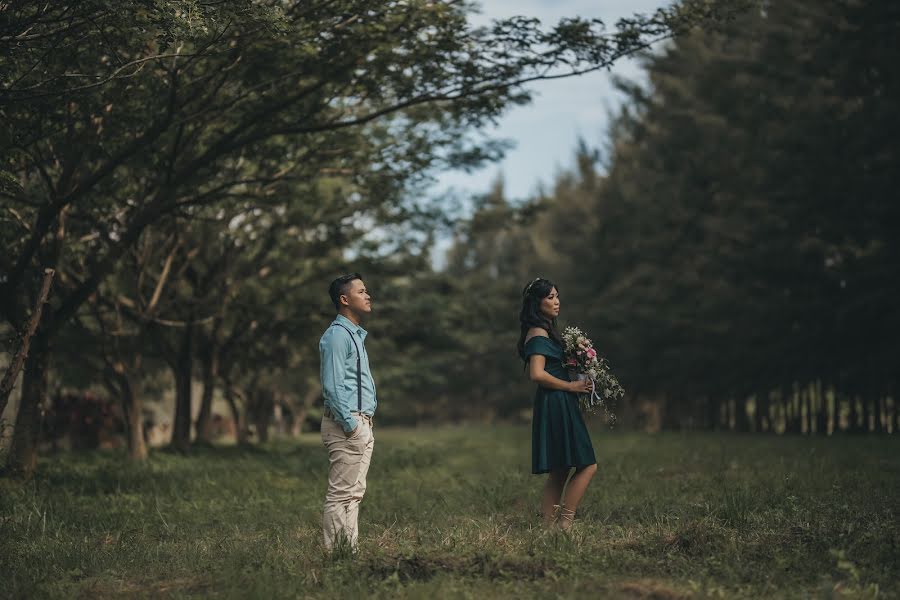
[562,326,624,422]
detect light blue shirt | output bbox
[319,314,377,433]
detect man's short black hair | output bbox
[328,273,362,310]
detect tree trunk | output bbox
[778,390,786,434]
[888,395,896,435]
[803,387,812,434]
[746,395,757,433]
[195,347,218,445]
[253,388,274,443]
[290,384,321,436]
[814,382,828,435]
[0,269,54,418]
[826,387,837,435]
[621,392,638,431]
[722,398,731,430]
[848,395,861,433]
[756,392,770,433]
[224,379,248,445]
[735,396,750,432]
[726,398,735,431]
[785,386,801,434]
[661,393,683,431]
[5,334,49,477]
[696,396,707,430]
[290,408,306,436]
[704,396,720,431]
[874,396,886,434]
[861,396,872,433]
[686,395,701,430]
[170,323,194,453]
[119,373,147,461]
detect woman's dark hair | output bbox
[328,273,362,310]
[517,277,562,360]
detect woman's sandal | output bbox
[558,506,576,531]
[543,504,563,529]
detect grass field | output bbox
[1,426,898,599]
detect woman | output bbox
[518,277,597,530]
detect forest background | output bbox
[1,0,897,477]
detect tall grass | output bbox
[1,427,897,598]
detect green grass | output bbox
[1,427,898,599]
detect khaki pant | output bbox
[321,413,374,550]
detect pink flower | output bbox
[586,348,597,359]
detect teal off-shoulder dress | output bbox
[524,336,597,474]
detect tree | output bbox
[2,0,751,474]
[492,0,900,430]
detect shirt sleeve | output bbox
[319,330,359,433]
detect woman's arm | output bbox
[528,354,591,393]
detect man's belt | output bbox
[324,407,372,421]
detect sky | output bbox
[431,0,667,202]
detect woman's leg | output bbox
[558,463,597,530]
[541,468,570,525]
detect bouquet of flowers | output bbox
[561,326,624,422]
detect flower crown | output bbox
[523,277,543,297]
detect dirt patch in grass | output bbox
[362,552,555,583]
[662,521,715,557]
[75,575,212,599]
[618,579,691,600]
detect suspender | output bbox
[332,323,362,411]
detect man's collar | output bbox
[335,313,366,336]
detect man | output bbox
[319,273,377,551]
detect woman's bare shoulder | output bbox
[524,327,549,344]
